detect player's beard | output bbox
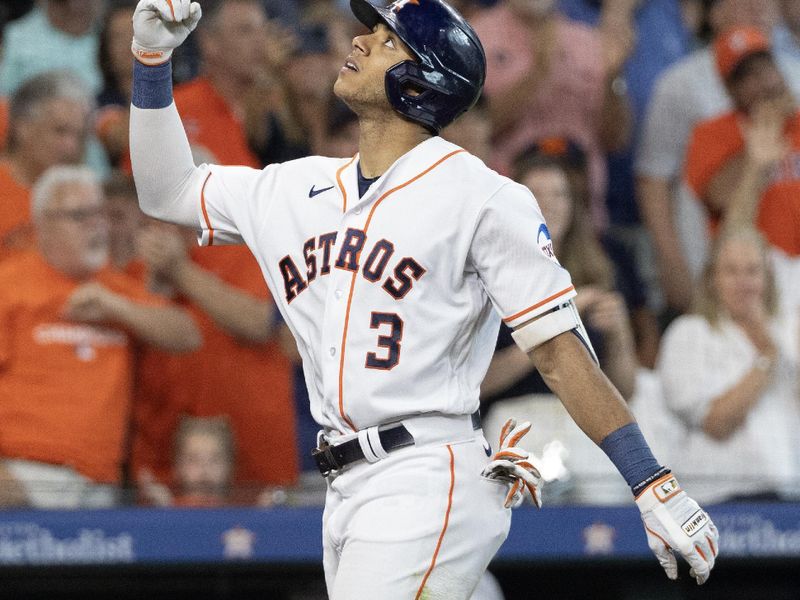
[333,73,395,124]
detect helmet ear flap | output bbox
[385,61,449,133]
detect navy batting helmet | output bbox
[349,0,486,133]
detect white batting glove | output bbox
[481,419,543,509]
[635,474,719,585]
[132,0,202,66]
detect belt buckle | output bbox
[312,440,340,477]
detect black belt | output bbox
[313,411,482,477]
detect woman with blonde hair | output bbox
[657,226,800,503]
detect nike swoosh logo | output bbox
[309,185,335,198]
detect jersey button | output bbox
[329,347,336,357]
[335,289,343,299]
[354,207,362,215]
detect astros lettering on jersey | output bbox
[194,137,576,437]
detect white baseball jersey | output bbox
[193,136,576,436]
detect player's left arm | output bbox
[524,327,719,585]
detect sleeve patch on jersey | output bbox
[537,224,560,264]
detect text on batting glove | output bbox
[481,419,543,509]
[635,474,719,585]
[132,0,202,66]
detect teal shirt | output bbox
[0,7,102,95]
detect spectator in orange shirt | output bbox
[132,224,298,490]
[0,70,94,257]
[684,27,800,255]
[174,0,303,168]
[0,166,201,508]
[95,173,297,492]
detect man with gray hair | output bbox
[0,165,201,508]
[0,70,96,258]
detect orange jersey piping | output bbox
[337,149,465,429]
[335,155,358,214]
[502,285,575,324]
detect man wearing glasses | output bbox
[0,165,200,508]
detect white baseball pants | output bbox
[322,429,511,600]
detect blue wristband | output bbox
[132,59,173,109]
[599,423,664,495]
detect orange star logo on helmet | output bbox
[391,0,420,12]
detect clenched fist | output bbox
[132,0,202,65]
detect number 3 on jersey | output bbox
[366,312,403,370]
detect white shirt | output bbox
[657,314,800,503]
[193,137,576,435]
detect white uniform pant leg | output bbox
[323,437,512,600]
[322,478,343,594]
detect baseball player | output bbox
[128,1,719,598]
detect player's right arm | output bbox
[128,0,206,227]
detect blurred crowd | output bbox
[0,0,799,510]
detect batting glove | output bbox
[635,473,719,585]
[481,419,543,509]
[132,0,202,66]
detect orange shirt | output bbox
[0,160,34,258]
[0,252,164,482]
[685,111,800,255]
[173,77,260,168]
[132,245,297,487]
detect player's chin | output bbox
[333,75,350,98]
[333,79,360,109]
